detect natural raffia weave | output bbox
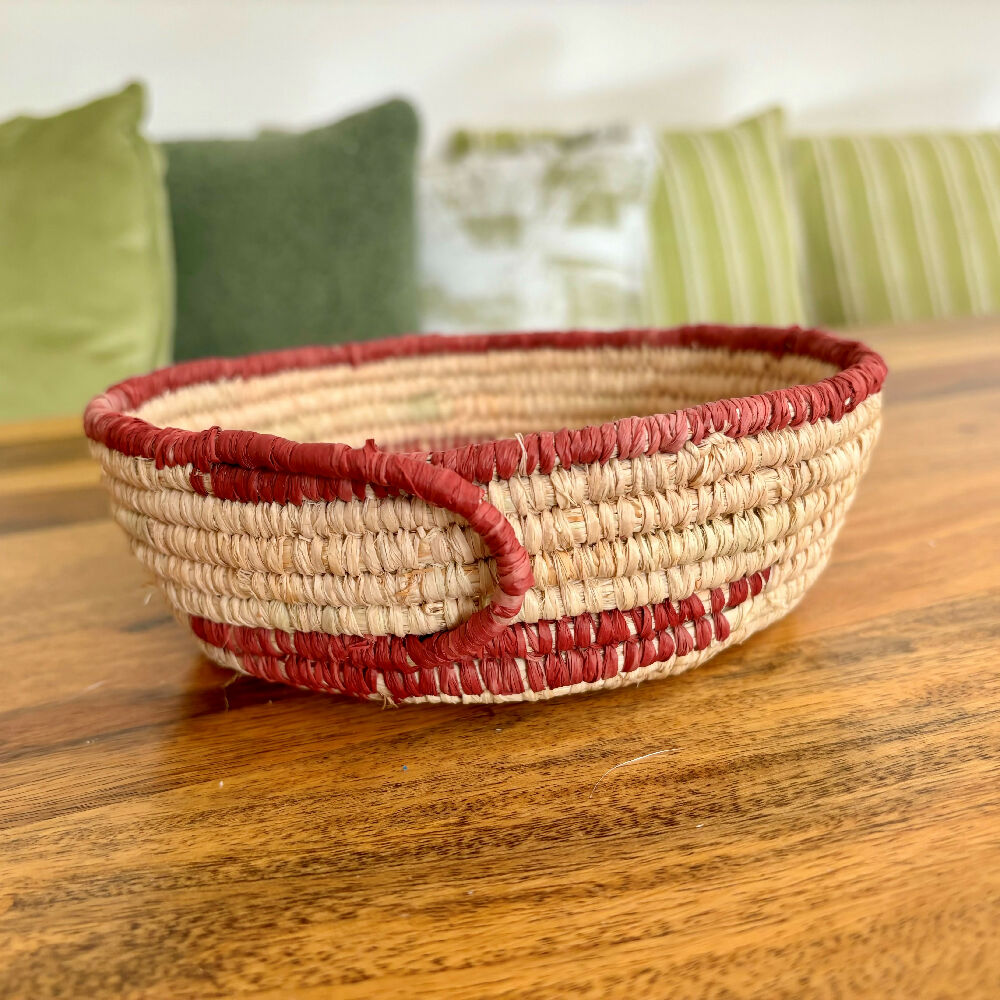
[84,326,886,704]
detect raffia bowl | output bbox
[84,326,887,705]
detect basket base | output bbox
[192,555,826,705]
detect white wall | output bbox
[2,0,999,150]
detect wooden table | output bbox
[2,319,999,999]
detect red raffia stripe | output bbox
[84,326,887,500]
[191,568,770,700]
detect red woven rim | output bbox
[84,325,887,489]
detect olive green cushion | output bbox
[166,99,419,361]
[0,82,172,421]
[647,109,806,326]
[791,131,1000,326]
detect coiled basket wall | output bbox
[85,326,886,705]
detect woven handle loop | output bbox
[342,441,534,669]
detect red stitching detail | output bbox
[190,565,771,699]
[84,326,888,495]
[221,604,733,699]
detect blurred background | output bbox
[2,0,999,421]
[6,0,1000,141]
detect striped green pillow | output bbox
[791,132,1000,327]
[647,109,805,326]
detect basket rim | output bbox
[83,324,887,484]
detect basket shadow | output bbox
[158,632,784,821]
[131,629,819,989]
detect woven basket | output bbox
[85,326,886,705]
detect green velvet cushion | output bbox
[166,99,419,361]
[791,131,1000,327]
[0,82,172,421]
[647,109,806,326]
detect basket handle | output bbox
[340,442,534,668]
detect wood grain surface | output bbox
[1,319,999,999]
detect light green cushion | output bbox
[647,109,805,326]
[166,99,419,361]
[0,82,172,421]
[420,126,655,332]
[791,131,1000,327]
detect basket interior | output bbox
[134,342,838,453]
